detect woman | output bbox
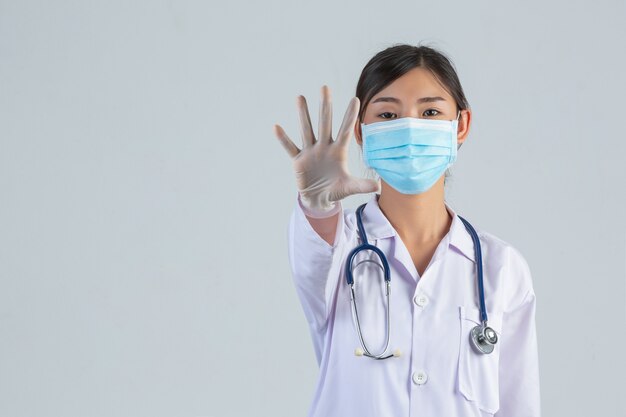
[273,43,541,417]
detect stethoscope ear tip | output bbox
[393,349,402,357]
[355,348,364,356]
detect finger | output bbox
[318,85,332,146]
[296,95,316,149]
[273,124,300,158]
[335,96,360,147]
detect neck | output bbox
[377,178,452,244]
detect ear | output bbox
[456,109,471,147]
[354,122,363,146]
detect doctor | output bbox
[273,43,541,417]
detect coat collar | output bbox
[359,193,477,264]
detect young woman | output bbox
[273,43,541,417]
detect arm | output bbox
[287,192,347,335]
[495,252,542,416]
[298,192,341,246]
[275,87,378,360]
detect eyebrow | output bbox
[371,96,446,104]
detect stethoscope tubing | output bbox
[457,215,488,324]
[344,202,495,358]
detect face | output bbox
[354,66,471,147]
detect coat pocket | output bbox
[457,305,503,415]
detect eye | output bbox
[423,108,440,117]
[378,112,397,119]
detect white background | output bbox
[1,0,624,416]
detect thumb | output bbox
[343,176,381,196]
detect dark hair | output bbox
[355,42,470,186]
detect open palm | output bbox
[273,85,380,212]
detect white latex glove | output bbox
[273,85,380,214]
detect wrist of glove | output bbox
[298,192,341,218]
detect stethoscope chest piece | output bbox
[470,324,498,354]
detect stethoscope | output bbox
[344,203,498,360]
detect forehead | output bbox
[372,67,452,101]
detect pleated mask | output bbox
[361,111,461,194]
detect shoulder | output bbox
[478,229,532,274]
[477,229,529,265]
[475,228,536,313]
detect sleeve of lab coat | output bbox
[495,250,542,417]
[287,192,348,334]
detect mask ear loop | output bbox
[456,109,463,150]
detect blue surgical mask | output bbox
[361,111,461,194]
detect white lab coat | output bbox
[287,192,541,417]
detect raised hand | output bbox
[273,85,380,213]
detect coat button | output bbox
[414,294,429,307]
[412,370,428,385]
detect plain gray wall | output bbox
[1,0,624,416]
